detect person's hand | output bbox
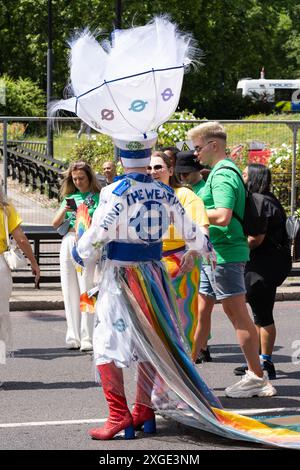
[30,260,40,288]
[64,204,73,212]
[203,249,217,269]
[179,250,198,273]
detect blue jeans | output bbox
[200,262,246,301]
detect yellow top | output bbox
[0,204,23,254]
[162,186,209,252]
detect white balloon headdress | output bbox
[52,16,198,167]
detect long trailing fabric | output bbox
[162,248,200,350]
[92,256,300,449]
[120,263,300,449]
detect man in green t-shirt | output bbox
[187,121,276,399]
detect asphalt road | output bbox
[0,302,300,451]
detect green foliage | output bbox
[268,143,300,174]
[67,134,115,173]
[0,74,45,116]
[1,1,300,119]
[158,109,198,146]
[0,122,27,140]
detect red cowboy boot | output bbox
[89,363,135,440]
[132,362,156,434]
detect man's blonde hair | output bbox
[187,121,227,142]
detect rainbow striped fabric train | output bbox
[119,261,300,450]
[162,251,200,350]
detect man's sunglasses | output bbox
[194,140,214,153]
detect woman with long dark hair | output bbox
[234,163,291,380]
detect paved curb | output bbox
[10,300,64,311]
[9,291,300,311]
[275,292,300,301]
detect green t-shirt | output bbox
[60,191,100,229]
[201,158,249,264]
[192,179,206,198]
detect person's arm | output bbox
[207,172,238,227]
[206,207,233,227]
[77,190,118,261]
[11,226,40,282]
[248,233,265,249]
[52,202,73,228]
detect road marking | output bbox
[0,415,164,429]
[228,407,300,415]
[0,418,105,428]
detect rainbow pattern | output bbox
[72,203,96,313]
[162,250,200,349]
[80,292,97,314]
[75,203,92,240]
[119,261,300,449]
[71,203,92,273]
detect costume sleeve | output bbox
[77,189,122,260]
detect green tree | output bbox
[0,74,45,116]
[0,0,300,118]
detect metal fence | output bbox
[1,116,300,225]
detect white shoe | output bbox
[225,370,277,398]
[80,341,93,352]
[66,341,80,350]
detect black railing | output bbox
[0,140,68,199]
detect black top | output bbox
[246,192,290,284]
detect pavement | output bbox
[9,275,300,311]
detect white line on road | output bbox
[0,418,105,428]
[0,415,164,429]
[228,407,300,415]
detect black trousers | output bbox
[245,272,277,327]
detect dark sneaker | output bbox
[234,361,276,380]
[225,371,277,398]
[195,347,212,364]
[234,364,248,376]
[262,360,276,380]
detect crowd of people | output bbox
[0,121,292,441]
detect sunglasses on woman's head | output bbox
[71,162,88,170]
[147,164,166,171]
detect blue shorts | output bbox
[200,263,246,301]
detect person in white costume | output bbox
[52,16,218,441]
[77,134,214,440]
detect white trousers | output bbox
[60,233,96,347]
[0,255,13,354]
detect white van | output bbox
[237,78,300,111]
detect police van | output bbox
[237,74,300,112]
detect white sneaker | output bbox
[225,370,277,398]
[80,341,93,352]
[66,340,80,350]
